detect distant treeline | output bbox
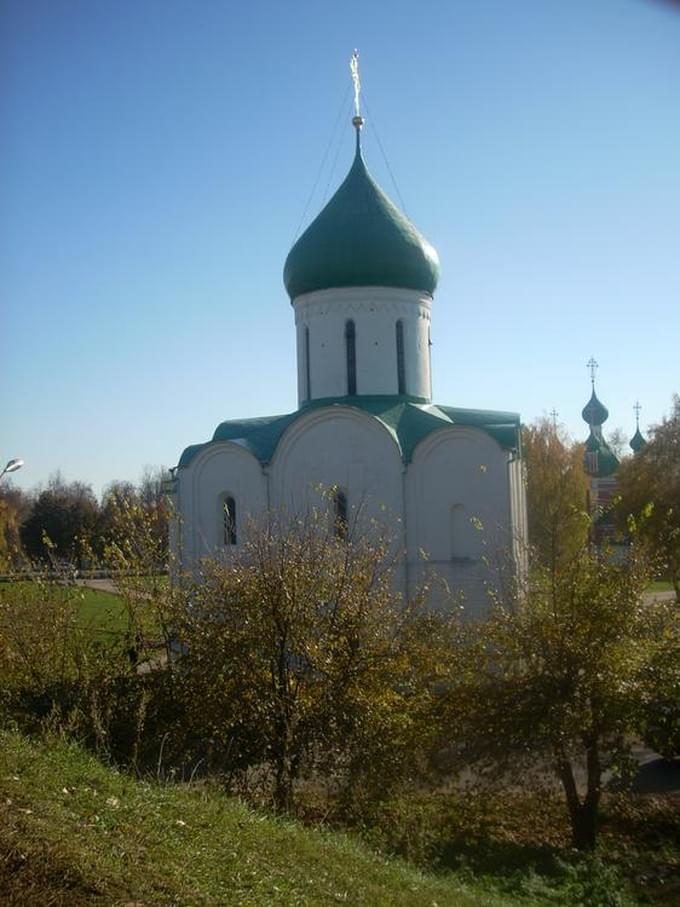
[0,467,170,570]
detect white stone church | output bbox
[170,108,527,611]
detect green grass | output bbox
[353,785,679,906]
[0,580,157,639]
[73,585,163,641]
[0,730,512,907]
[647,580,675,593]
[73,586,129,633]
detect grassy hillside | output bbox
[0,730,513,907]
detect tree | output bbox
[99,490,175,660]
[640,621,680,760]
[20,475,99,566]
[440,545,663,850]
[170,501,443,812]
[97,469,170,563]
[0,485,31,570]
[137,466,171,563]
[616,395,680,601]
[607,427,628,460]
[96,480,139,558]
[522,419,590,572]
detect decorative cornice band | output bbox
[293,287,432,325]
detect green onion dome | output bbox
[630,426,646,453]
[581,389,609,427]
[284,136,440,300]
[585,430,619,477]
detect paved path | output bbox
[642,589,675,602]
[642,589,678,605]
[75,578,119,594]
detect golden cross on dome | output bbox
[586,357,599,386]
[550,408,559,429]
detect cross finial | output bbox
[549,408,559,430]
[350,49,364,131]
[634,400,642,428]
[587,356,598,386]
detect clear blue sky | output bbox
[2,0,679,497]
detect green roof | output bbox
[178,396,520,470]
[283,134,440,300]
[585,430,619,478]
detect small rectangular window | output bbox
[223,496,237,545]
[334,489,348,540]
[396,320,406,395]
[345,320,356,396]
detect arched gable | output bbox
[406,425,512,564]
[181,441,267,561]
[269,404,404,528]
[410,423,504,465]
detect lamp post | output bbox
[0,458,24,482]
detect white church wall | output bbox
[405,426,513,615]
[269,405,405,560]
[293,287,432,404]
[179,443,268,575]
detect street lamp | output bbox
[0,458,24,481]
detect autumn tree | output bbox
[97,469,170,563]
[639,617,680,760]
[435,419,676,851]
[95,480,139,556]
[0,485,31,570]
[440,544,663,850]
[522,419,590,571]
[100,489,175,660]
[616,394,680,600]
[137,465,171,562]
[171,501,445,812]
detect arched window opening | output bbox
[223,496,237,546]
[304,325,311,401]
[345,319,356,396]
[428,327,432,397]
[333,488,348,539]
[396,320,406,395]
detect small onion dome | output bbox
[585,430,619,478]
[630,426,647,453]
[284,140,439,300]
[581,389,609,427]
